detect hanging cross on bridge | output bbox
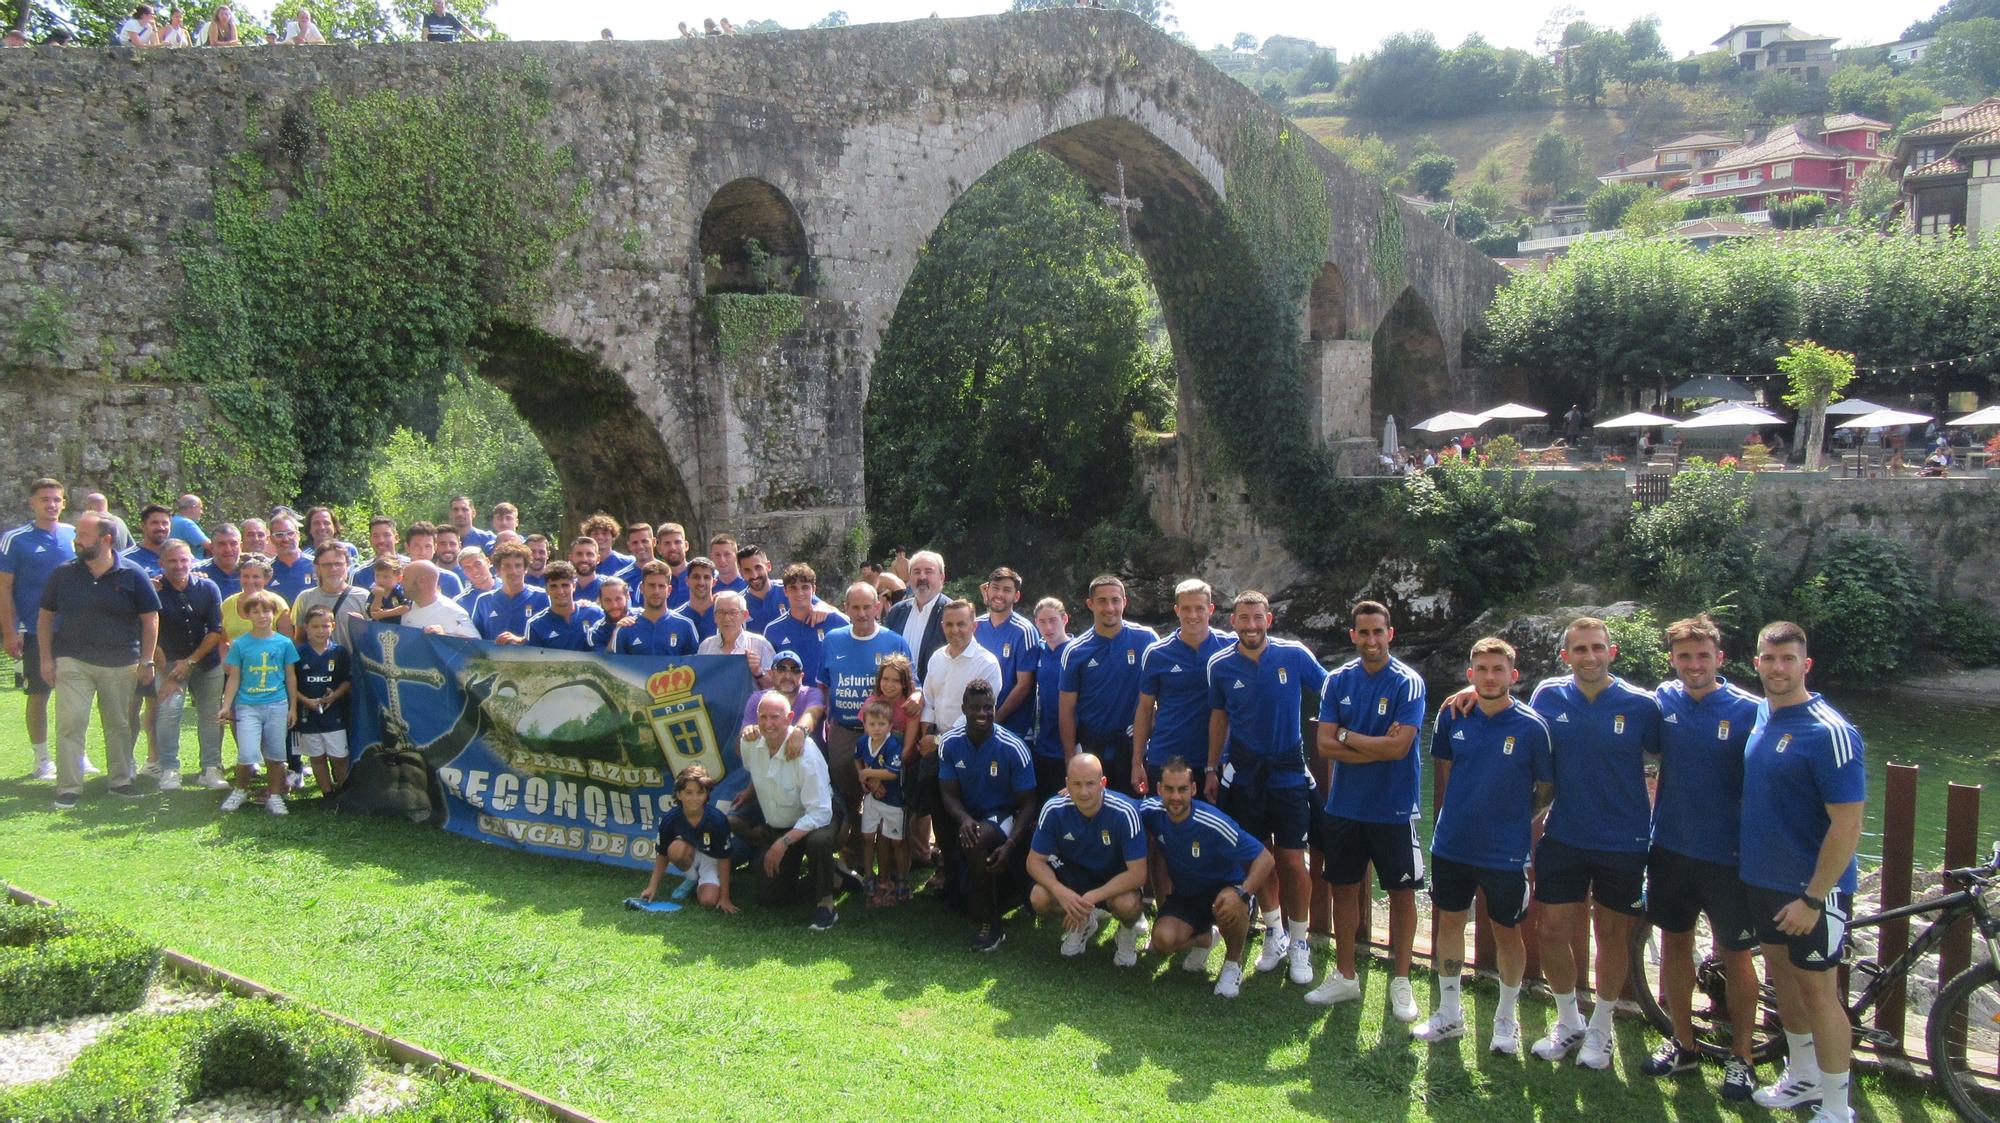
[1101,158,1143,252]
[358,629,447,739]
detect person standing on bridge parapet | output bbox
[421,0,478,41]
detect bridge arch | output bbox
[1371,286,1453,435]
[698,178,813,296]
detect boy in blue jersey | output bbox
[1030,596,1073,779]
[612,561,700,656]
[1058,575,1158,796]
[1415,637,1555,1054]
[1140,757,1276,998]
[293,605,352,793]
[855,699,908,906]
[975,567,1041,754]
[471,542,551,643]
[1309,600,1427,1018]
[938,680,1038,953]
[1741,622,1866,1123]
[1026,752,1149,965]
[642,764,738,914]
[581,512,637,585]
[1205,589,1328,987]
[764,563,848,686]
[1642,614,1764,1098]
[1132,579,1232,794]
[1524,616,1662,1070]
[1,478,76,779]
[516,562,607,651]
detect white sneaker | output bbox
[81,757,101,775]
[219,788,249,812]
[158,771,182,792]
[1061,910,1104,957]
[1752,1066,1822,1110]
[1533,1022,1587,1062]
[1303,972,1362,1006]
[1807,1106,1854,1123]
[285,769,304,794]
[1181,932,1218,973]
[33,759,55,781]
[1254,928,1290,973]
[1389,977,1420,1023]
[1214,960,1244,999]
[1491,1017,1522,1055]
[265,794,288,816]
[1112,924,1140,968]
[199,767,231,790]
[1287,939,1314,985]
[1410,1010,1465,1043]
[1577,1026,1613,1070]
[139,760,161,779]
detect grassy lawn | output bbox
[0,691,1959,1122]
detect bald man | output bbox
[1027,753,1149,966]
[817,580,913,859]
[400,561,477,637]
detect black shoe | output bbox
[109,784,141,799]
[53,792,79,810]
[1721,1056,1756,1101]
[970,924,1005,953]
[808,905,838,931]
[1641,1038,1701,1078]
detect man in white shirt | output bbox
[733,691,858,930]
[921,599,1004,740]
[400,561,477,638]
[886,550,949,683]
[283,8,324,42]
[697,591,776,691]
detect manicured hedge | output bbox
[0,1000,368,1123]
[374,1076,540,1122]
[0,903,161,1029]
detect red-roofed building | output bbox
[1893,98,2000,237]
[1598,132,1741,191]
[1671,114,1890,211]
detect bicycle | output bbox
[1627,843,2000,1122]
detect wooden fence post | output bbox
[1873,763,1918,1054]
[1939,782,1982,1063]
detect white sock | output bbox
[1262,907,1283,933]
[1498,982,1522,1021]
[32,741,49,763]
[1286,919,1308,943]
[1588,1000,1617,1034]
[1439,974,1463,1019]
[1821,1069,1850,1116]
[1784,1031,1819,1080]
[1554,991,1583,1029]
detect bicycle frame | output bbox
[1843,885,2000,1046]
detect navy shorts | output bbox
[1220,776,1313,851]
[1052,859,1119,897]
[1321,815,1427,891]
[1748,886,1851,972]
[1430,855,1532,927]
[1646,846,1758,952]
[19,641,51,695]
[1534,836,1647,916]
[1159,882,1230,935]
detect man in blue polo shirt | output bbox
[40,512,160,809]
[196,524,244,600]
[1027,752,1148,965]
[515,562,606,651]
[657,522,694,608]
[818,581,912,859]
[1643,613,1764,1100]
[1206,589,1327,987]
[2,477,77,779]
[1414,636,1554,1055]
[151,540,225,792]
[1523,616,1662,1070]
[582,513,637,586]
[122,504,173,577]
[1132,578,1232,794]
[1059,575,1157,796]
[975,567,1041,760]
[265,514,317,603]
[611,560,699,656]
[1309,599,1427,1018]
[472,542,551,643]
[679,557,720,641]
[406,523,465,599]
[938,680,1037,953]
[764,563,846,687]
[738,545,788,634]
[1140,757,1275,998]
[1740,621,1866,1123]
[448,495,496,554]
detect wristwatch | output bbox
[1798,892,1825,911]
[1231,885,1251,903]
[1335,727,1350,745]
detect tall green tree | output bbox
[1525,128,1587,206]
[1778,340,1856,471]
[1923,17,2000,98]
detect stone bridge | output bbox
[0,11,1508,548]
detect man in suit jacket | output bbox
[883,549,949,685]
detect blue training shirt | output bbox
[976,612,1042,740]
[294,642,350,733]
[524,602,608,652]
[1529,675,1662,854]
[1139,629,1235,768]
[611,608,700,657]
[469,586,550,642]
[742,584,789,634]
[658,803,732,859]
[1,521,75,633]
[1031,790,1147,881]
[940,725,1035,820]
[1318,655,1428,823]
[194,559,242,600]
[1059,622,1159,743]
[1653,677,1762,866]
[1741,694,1867,896]
[1207,639,1329,789]
[856,731,906,807]
[268,553,317,602]
[1430,700,1555,872]
[817,625,912,728]
[1139,797,1265,890]
[1032,637,1070,760]
[764,606,849,688]
[121,542,164,578]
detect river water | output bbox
[1834,692,1996,869]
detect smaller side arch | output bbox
[1370,286,1452,435]
[1303,261,1348,341]
[698,178,812,295]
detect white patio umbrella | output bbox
[1381,415,1399,457]
[1675,405,1785,429]
[1835,408,1934,430]
[1822,398,1889,416]
[1478,402,1547,421]
[1412,410,1489,433]
[1594,411,1681,429]
[1947,405,2000,426]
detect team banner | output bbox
[347,621,755,870]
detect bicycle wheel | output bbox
[1627,910,1783,1063]
[1927,961,2000,1123]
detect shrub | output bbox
[375,1076,539,1122]
[1787,535,1930,683]
[1621,457,1766,637]
[1402,458,1548,613]
[1478,433,1528,467]
[0,903,161,1029]
[1923,597,2000,669]
[1604,607,1671,686]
